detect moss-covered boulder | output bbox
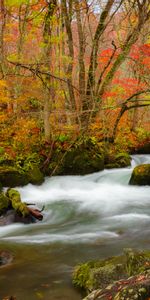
[27,164,44,185]
[0,163,44,188]
[129,164,150,186]
[105,152,131,169]
[59,139,104,175]
[0,166,29,187]
[73,249,149,292]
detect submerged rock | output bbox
[0,250,13,267]
[129,164,150,185]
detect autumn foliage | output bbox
[0,0,150,160]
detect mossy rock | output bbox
[6,188,29,217]
[0,192,10,215]
[73,255,126,292]
[129,164,150,186]
[0,166,29,187]
[27,164,44,185]
[60,140,104,175]
[73,249,150,294]
[105,152,131,169]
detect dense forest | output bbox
[0,0,150,168]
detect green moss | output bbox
[6,188,29,217]
[0,192,10,215]
[0,166,29,187]
[27,164,44,185]
[73,249,150,295]
[73,256,126,292]
[73,263,92,290]
[129,164,150,186]
[124,248,146,276]
[105,152,131,169]
[61,140,104,175]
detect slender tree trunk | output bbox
[61,0,76,111]
[86,0,115,107]
[42,0,57,141]
[0,0,6,77]
[74,0,85,108]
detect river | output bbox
[0,155,150,299]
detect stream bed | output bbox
[0,155,150,299]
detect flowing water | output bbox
[0,155,150,300]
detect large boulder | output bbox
[60,139,104,175]
[0,164,44,188]
[129,164,150,185]
[0,166,29,187]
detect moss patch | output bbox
[0,166,29,187]
[73,249,150,294]
[105,152,131,169]
[6,188,29,217]
[129,164,150,185]
[27,164,44,185]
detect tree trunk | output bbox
[42,0,57,141]
[61,0,76,111]
[0,0,6,77]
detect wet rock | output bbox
[0,250,13,266]
[0,189,43,225]
[0,209,35,225]
[129,164,150,186]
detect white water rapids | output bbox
[0,154,150,246]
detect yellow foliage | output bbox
[0,80,7,88]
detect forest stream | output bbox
[0,155,150,300]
